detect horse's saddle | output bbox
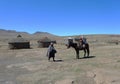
[77,42,85,49]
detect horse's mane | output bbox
[70,42,78,49]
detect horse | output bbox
[67,41,90,59]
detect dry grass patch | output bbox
[0,42,120,84]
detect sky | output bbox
[0,0,120,36]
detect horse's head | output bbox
[65,37,78,49]
[66,41,73,48]
[66,41,78,49]
[65,37,72,48]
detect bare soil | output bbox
[0,37,120,84]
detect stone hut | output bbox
[37,37,56,48]
[8,35,30,49]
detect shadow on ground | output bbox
[54,60,63,62]
[80,56,96,59]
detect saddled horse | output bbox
[67,41,90,59]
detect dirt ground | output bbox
[0,42,120,84]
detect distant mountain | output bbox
[33,31,57,37]
[0,29,30,38]
[33,31,49,34]
[32,31,61,41]
[0,29,59,39]
[0,29,16,33]
[33,31,54,35]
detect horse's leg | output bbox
[87,48,90,57]
[86,44,90,57]
[76,49,79,59]
[48,56,51,61]
[83,49,86,57]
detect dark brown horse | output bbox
[67,41,90,59]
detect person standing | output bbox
[46,43,57,62]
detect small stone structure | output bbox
[8,35,30,49]
[37,37,56,48]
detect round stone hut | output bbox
[37,37,56,48]
[8,35,30,49]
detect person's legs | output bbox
[52,54,55,62]
[48,52,52,61]
[53,56,55,62]
[49,52,55,62]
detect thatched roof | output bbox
[38,37,51,43]
[8,35,29,43]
